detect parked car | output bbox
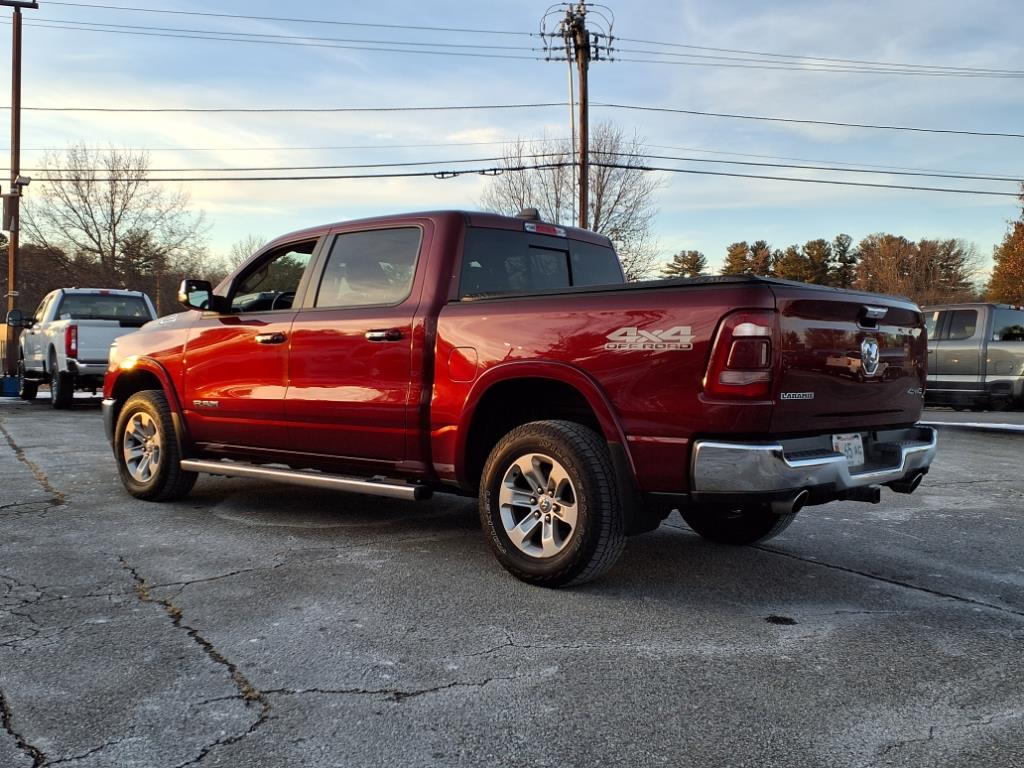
[922,302,1024,410]
[101,210,935,586]
[6,288,157,408]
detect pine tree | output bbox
[831,233,857,288]
[749,240,774,276]
[773,245,810,282]
[721,241,750,275]
[662,249,707,278]
[803,238,834,284]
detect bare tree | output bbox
[225,233,269,268]
[22,145,210,301]
[480,123,664,281]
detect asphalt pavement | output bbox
[1,396,1022,767]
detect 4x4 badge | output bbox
[604,326,694,351]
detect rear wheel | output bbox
[17,357,37,400]
[681,506,795,545]
[114,390,197,501]
[48,352,73,409]
[479,420,626,587]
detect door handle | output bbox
[365,328,404,342]
[254,332,287,345]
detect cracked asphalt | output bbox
[1,397,1023,767]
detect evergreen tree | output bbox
[831,233,858,288]
[749,240,774,276]
[803,238,834,284]
[662,249,707,278]
[721,241,751,275]
[773,245,810,282]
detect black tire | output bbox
[680,506,795,545]
[114,389,197,501]
[479,420,626,587]
[17,356,37,401]
[48,352,73,409]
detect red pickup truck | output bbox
[102,209,936,586]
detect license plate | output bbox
[832,433,865,466]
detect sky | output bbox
[0,0,1021,276]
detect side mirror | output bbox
[178,279,218,312]
[5,309,27,328]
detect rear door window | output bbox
[992,308,1024,341]
[945,309,978,341]
[314,227,421,308]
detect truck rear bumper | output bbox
[691,426,937,496]
[67,360,108,379]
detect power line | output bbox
[7,101,563,114]
[594,103,1024,139]
[6,96,1018,140]
[589,162,1021,198]
[5,139,1017,178]
[29,17,533,51]
[610,48,1024,78]
[26,160,1023,197]
[612,55,1023,78]
[5,20,539,60]
[615,36,1024,76]
[42,1,533,36]
[8,150,1019,184]
[3,139,557,152]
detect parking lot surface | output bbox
[2,397,1022,767]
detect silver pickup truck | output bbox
[6,288,156,408]
[923,302,1024,410]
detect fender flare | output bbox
[109,357,191,450]
[453,360,635,486]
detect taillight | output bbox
[703,311,775,399]
[65,325,78,359]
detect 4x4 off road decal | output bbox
[604,326,694,351]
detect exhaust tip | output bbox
[887,471,925,495]
[772,490,809,516]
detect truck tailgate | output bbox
[770,286,926,434]
[73,320,143,362]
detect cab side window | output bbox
[314,227,421,309]
[945,310,977,341]
[231,241,316,313]
[925,311,943,341]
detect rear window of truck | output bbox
[56,294,152,321]
[459,227,623,298]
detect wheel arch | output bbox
[455,362,635,494]
[108,359,190,450]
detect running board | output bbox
[179,459,431,501]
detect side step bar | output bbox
[180,459,432,501]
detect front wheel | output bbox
[479,420,626,587]
[114,390,197,501]
[680,506,795,545]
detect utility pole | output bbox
[541,3,614,231]
[2,0,37,378]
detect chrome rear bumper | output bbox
[691,426,937,495]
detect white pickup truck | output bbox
[7,288,156,407]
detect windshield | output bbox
[55,293,152,321]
